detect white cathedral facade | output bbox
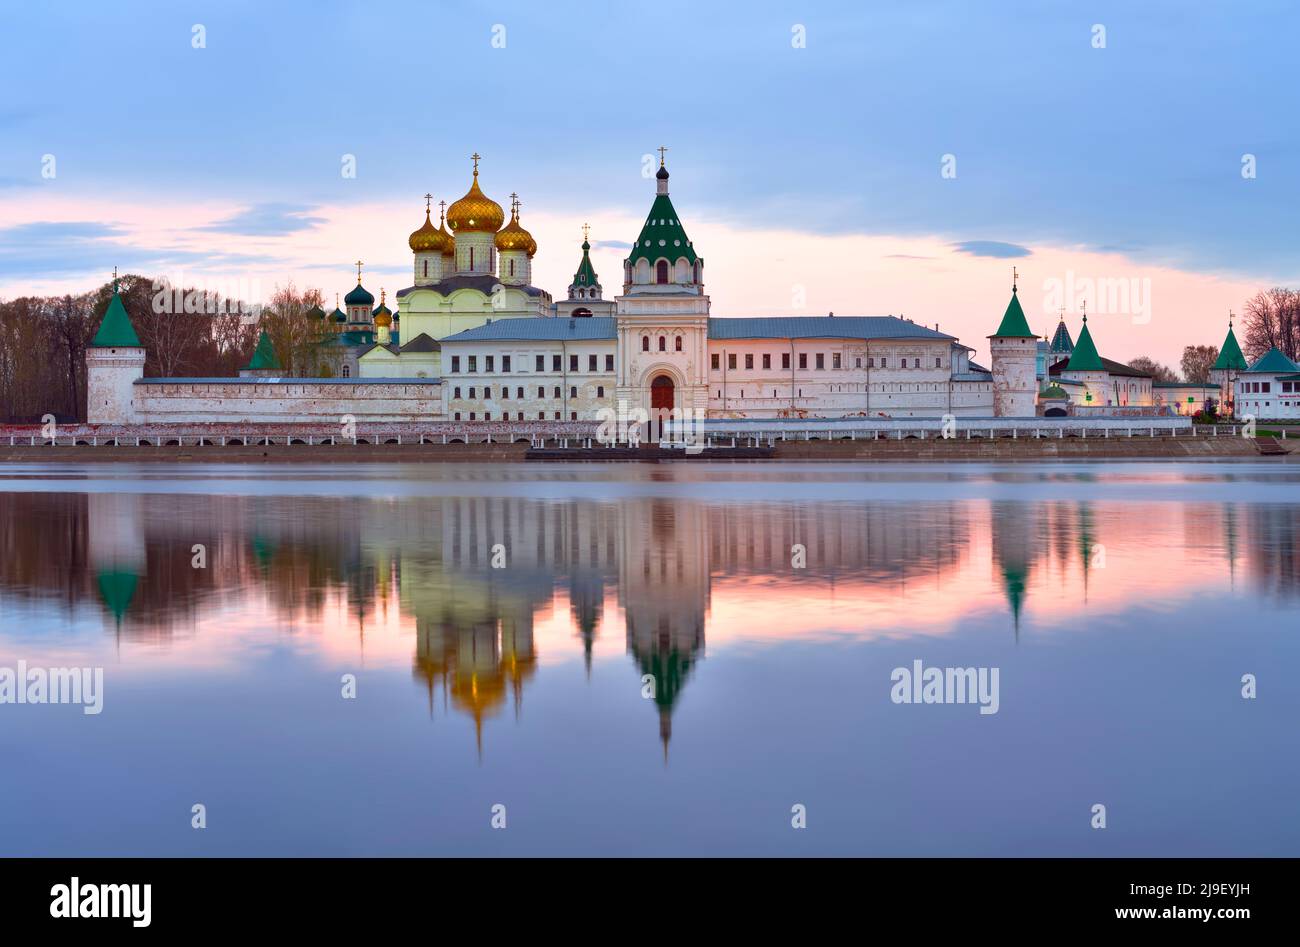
[86,152,1220,428]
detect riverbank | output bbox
[0,435,1287,463]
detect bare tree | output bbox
[261,281,328,376]
[1127,355,1178,383]
[1180,344,1218,383]
[1242,287,1300,362]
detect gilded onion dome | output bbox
[437,210,455,256]
[408,206,440,253]
[495,196,537,256]
[446,153,504,233]
[372,290,392,327]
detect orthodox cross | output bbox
[510,192,519,216]
[1012,266,1019,291]
[657,145,668,167]
[355,260,364,283]
[471,152,481,174]
[424,192,433,213]
[582,222,591,242]
[1228,308,1234,327]
[439,199,447,222]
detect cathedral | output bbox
[83,151,1248,427]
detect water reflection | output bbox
[1,471,1297,757]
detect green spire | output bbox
[1064,316,1104,371]
[1212,320,1248,371]
[991,289,1035,338]
[245,329,281,370]
[573,231,599,287]
[90,282,142,348]
[628,162,698,266]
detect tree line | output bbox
[0,275,328,422]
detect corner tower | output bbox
[558,224,615,318]
[1209,313,1248,416]
[988,272,1039,417]
[86,274,145,425]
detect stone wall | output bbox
[132,379,444,424]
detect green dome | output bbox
[307,304,326,320]
[344,283,374,307]
[332,307,347,323]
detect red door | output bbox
[650,375,674,412]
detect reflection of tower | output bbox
[88,493,146,633]
[569,569,604,676]
[990,500,1038,638]
[618,499,709,757]
[451,621,507,759]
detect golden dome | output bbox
[446,155,504,233]
[436,212,455,255]
[408,209,440,253]
[495,205,537,256]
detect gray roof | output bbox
[442,317,618,343]
[136,377,441,385]
[707,316,955,341]
[401,332,441,353]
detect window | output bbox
[536,355,545,371]
[517,412,523,420]
[782,353,790,369]
[485,356,494,372]
[570,411,577,420]
[501,387,509,399]
[1262,382,1271,393]
[935,357,941,368]
[468,355,477,372]
[855,357,862,368]
[554,412,560,419]
[833,353,841,369]
[728,354,737,370]
[913,358,920,369]
[675,336,683,352]
[799,354,808,370]
[570,386,577,398]
[658,336,666,352]
[484,412,491,421]
[423,260,428,277]
[453,387,461,398]
[1285,382,1294,393]
[539,412,545,419]
[469,412,476,420]
[588,354,597,372]
[597,386,605,397]
[642,336,650,352]
[712,354,720,370]
[656,260,669,283]
[880,357,887,369]
[538,386,545,398]
[554,386,561,397]
[342,365,350,377]
[516,387,523,398]
[502,355,511,372]
[762,354,771,369]
[816,354,825,370]
[745,354,754,369]
[605,354,614,371]
[469,247,474,269]
[509,259,515,276]
[569,354,578,372]
[553,355,562,372]
[469,387,476,398]
[454,412,461,421]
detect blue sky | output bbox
[1,0,1297,312]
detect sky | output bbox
[2,0,1297,367]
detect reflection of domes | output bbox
[446,160,504,233]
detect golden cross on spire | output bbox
[1058,305,1066,322]
[1081,299,1088,322]
[657,145,668,167]
[424,192,432,212]
[355,260,364,284]
[471,152,481,175]
[439,199,447,223]
[510,192,519,217]
[1228,308,1234,327]
[582,222,590,242]
[1012,266,1019,291]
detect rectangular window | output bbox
[538,386,545,398]
[469,412,476,420]
[597,386,605,397]
[516,387,523,398]
[762,354,771,369]
[855,357,862,368]
[569,354,578,372]
[815,354,824,370]
[454,412,461,421]
[501,387,509,399]
[880,357,887,369]
[914,358,920,368]
[453,387,461,399]
[451,356,461,373]
[554,386,560,398]
[832,353,841,370]
[570,386,577,398]
[539,412,545,420]
[468,355,477,372]
[536,355,545,371]
[554,412,560,420]
[484,411,491,421]
[712,354,720,370]
[485,356,494,372]
[588,354,597,372]
[935,357,941,368]
[782,353,790,370]
[799,353,808,370]
[745,354,754,369]
[469,387,476,398]
[1262,382,1271,393]
[728,354,737,370]
[502,355,511,372]
[605,354,614,371]
[552,355,562,372]
[570,411,577,420]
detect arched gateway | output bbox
[650,374,675,412]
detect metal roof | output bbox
[707,316,955,341]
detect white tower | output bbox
[85,277,145,425]
[987,274,1039,417]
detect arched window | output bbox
[674,335,683,352]
[656,260,669,283]
[469,247,474,270]
[658,335,666,352]
[642,336,650,352]
[342,365,350,378]
[423,260,428,277]
[509,259,515,277]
